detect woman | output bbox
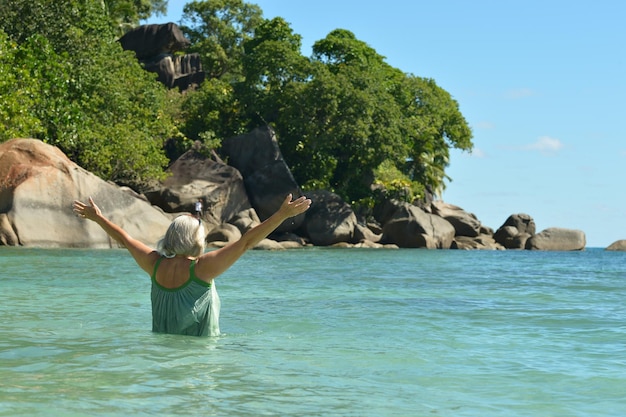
[72,194,311,337]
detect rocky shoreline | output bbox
[0,134,623,251]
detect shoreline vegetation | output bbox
[1,2,623,250]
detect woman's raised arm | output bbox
[72,197,159,274]
[194,194,311,281]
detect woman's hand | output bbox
[279,193,311,219]
[72,197,102,222]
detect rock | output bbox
[221,126,305,232]
[452,234,503,250]
[431,201,481,237]
[606,240,626,251]
[0,213,18,245]
[496,213,535,234]
[480,224,494,235]
[118,23,191,60]
[205,223,241,244]
[354,240,387,249]
[494,214,536,249]
[511,232,532,249]
[144,149,250,230]
[352,223,382,244]
[381,200,455,248]
[373,198,402,226]
[0,139,170,248]
[271,232,307,246]
[525,227,586,251]
[277,240,307,249]
[228,207,261,233]
[302,190,357,246]
[367,221,383,235]
[493,225,518,247]
[143,53,205,91]
[118,23,203,92]
[252,238,284,250]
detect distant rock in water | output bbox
[525,227,586,251]
[606,240,626,251]
[379,199,455,248]
[493,214,535,249]
[0,138,170,248]
[431,201,481,237]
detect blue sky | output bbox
[146,1,625,247]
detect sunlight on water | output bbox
[1,247,625,416]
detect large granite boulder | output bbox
[451,234,503,250]
[0,139,170,248]
[143,54,205,90]
[206,223,241,245]
[118,23,204,92]
[352,223,382,244]
[221,125,305,233]
[606,240,626,251]
[302,190,357,246]
[431,201,481,237]
[525,227,586,251]
[500,213,536,234]
[380,200,455,248]
[144,149,250,230]
[494,213,536,249]
[119,23,190,60]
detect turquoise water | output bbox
[1,247,625,416]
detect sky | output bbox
[145,1,626,247]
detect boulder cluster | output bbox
[118,23,204,92]
[0,129,613,251]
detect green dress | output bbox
[150,257,221,336]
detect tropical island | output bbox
[2,0,618,251]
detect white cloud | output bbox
[525,136,564,153]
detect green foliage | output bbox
[268,28,472,201]
[275,30,412,201]
[181,77,245,142]
[68,40,175,184]
[0,32,45,139]
[0,0,179,187]
[105,0,168,35]
[0,0,473,201]
[395,75,473,195]
[237,17,310,127]
[180,0,263,80]
[373,160,425,203]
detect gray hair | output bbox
[157,215,206,258]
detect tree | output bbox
[180,77,244,144]
[275,30,410,202]
[0,32,45,140]
[0,0,179,187]
[237,17,310,128]
[395,75,473,195]
[274,29,472,202]
[104,0,168,35]
[180,0,263,80]
[158,1,473,202]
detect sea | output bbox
[1,247,625,417]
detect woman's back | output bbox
[150,257,221,336]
